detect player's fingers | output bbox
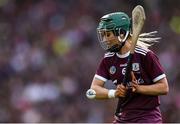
[117,84,122,89]
[117,85,127,95]
[116,90,126,97]
[120,84,126,89]
[131,71,137,81]
[117,84,127,91]
[131,80,138,88]
[132,79,138,85]
[132,87,136,92]
[131,80,138,92]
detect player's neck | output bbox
[119,41,131,54]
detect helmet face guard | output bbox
[97,29,115,51]
[97,28,129,52]
[97,12,131,52]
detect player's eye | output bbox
[106,32,111,37]
[107,33,110,37]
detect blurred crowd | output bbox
[0,0,179,123]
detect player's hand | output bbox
[115,84,128,97]
[131,71,139,92]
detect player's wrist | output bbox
[136,85,143,93]
[108,89,116,98]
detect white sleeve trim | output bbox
[153,74,166,82]
[94,74,107,82]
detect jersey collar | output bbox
[116,51,130,58]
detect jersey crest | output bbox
[109,66,116,74]
[132,63,140,71]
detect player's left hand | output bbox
[131,71,139,92]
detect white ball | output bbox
[86,89,96,99]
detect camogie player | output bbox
[86,12,169,123]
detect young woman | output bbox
[86,12,169,123]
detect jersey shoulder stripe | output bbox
[135,50,146,56]
[135,46,149,53]
[135,46,150,56]
[104,52,115,58]
[135,48,147,54]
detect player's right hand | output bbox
[115,84,128,97]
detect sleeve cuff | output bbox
[94,74,108,82]
[153,74,166,82]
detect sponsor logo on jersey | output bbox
[137,78,144,84]
[127,77,145,87]
[109,66,116,74]
[132,63,140,71]
[120,63,127,67]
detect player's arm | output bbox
[131,50,169,96]
[87,76,127,99]
[90,77,109,99]
[132,77,169,95]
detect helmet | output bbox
[97,12,131,52]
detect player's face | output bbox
[98,30,119,48]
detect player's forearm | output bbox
[90,85,109,99]
[136,82,169,95]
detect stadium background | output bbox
[0,0,179,122]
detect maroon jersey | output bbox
[94,46,166,123]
